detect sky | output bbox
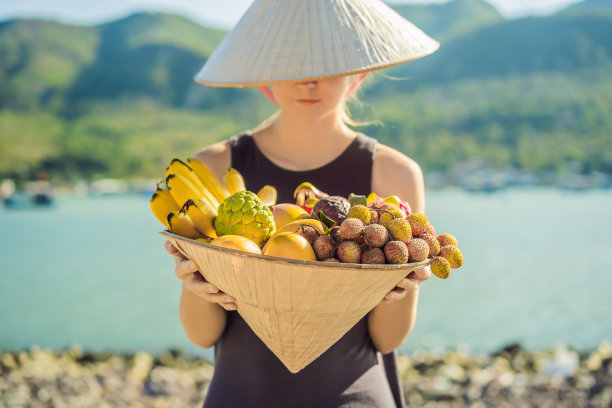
[0,0,586,29]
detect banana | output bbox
[187,158,230,202]
[150,187,180,228]
[167,211,203,239]
[183,198,218,239]
[167,173,218,209]
[166,160,220,208]
[257,185,277,206]
[223,168,246,195]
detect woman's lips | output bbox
[296,99,320,105]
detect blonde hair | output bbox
[252,73,380,132]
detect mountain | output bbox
[562,0,612,14]
[391,0,504,41]
[377,12,612,90]
[0,13,237,113]
[1,2,611,181]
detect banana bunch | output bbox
[150,158,277,241]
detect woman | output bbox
[165,0,439,406]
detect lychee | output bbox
[313,235,338,261]
[430,256,451,279]
[383,241,408,264]
[375,203,404,228]
[362,247,386,264]
[419,233,440,257]
[323,257,340,263]
[347,204,371,225]
[337,240,362,263]
[339,218,364,241]
[407,213,429,237]
[439,245,463,268]
[407,238,429,262]
[363,223,389,248]
[296,225,320,246]
[386,218,412,244]
[423,223,436,237]
[369,208,379,224]
[437,233,458,247]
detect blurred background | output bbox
[1,0,611,406]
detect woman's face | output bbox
[270,75,355,121]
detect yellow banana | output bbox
[150,187,180,228]
[167,173,217,209]
[257,185,277,206]
[165,158,207,193]
[183,198,218,239]
[167,211,203,239]
[187,158,230,202]
[166,159,219,208]
[223,168,246,195]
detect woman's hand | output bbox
[165,241,237,311]
[381,266,431,304]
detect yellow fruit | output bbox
[384,195,402,206]
[263,232,316,261]
[272,203,310,229]
[257,185,278,206]
[187,158,230,203]
[210,235,262,254]
[366,192,379,206]
[150,188,179,228]
[223,168,246,195]
[273,219,325,236]
[167,211,203,239]
[165,159,208,197]
[183,198,218,239]
[166,173,211,208]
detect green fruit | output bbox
[387,218,412,244]
[347,204,371,224]
[214,191,275,247]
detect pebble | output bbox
[0,342,611,407]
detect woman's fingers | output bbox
[175,259,199,280]
[408,266,431,283]
[183,274,237,310]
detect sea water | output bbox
[1,188,611,362]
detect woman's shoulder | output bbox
[373,143,422,178]
[372,142,424,212]
[191,132,250,180]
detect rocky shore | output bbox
[1,342,611,407]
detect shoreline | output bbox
[1,342,611,407]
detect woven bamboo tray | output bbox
[161,231,429,373]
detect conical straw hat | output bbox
[195,0,439,87]
[162,231,429,373]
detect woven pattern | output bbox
[195,0,439,87]
[162,231,429,373]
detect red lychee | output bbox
[383,241,408,264]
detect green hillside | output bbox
[392,0,504,41]
[0,1,611,184]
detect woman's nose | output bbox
[296,81,317,89]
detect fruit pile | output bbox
[150,158,464,279]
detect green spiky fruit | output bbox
[407,213,429,237]
[430,256,451,279]
[439,245,464,268]
[387,218,412,244]
[214,191,275,247]
[347,204,371,224]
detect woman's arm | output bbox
[167,140,233,349]
[367,143,431,354]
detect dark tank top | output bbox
[202,132,406,408]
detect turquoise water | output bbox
[1,189,611,361]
